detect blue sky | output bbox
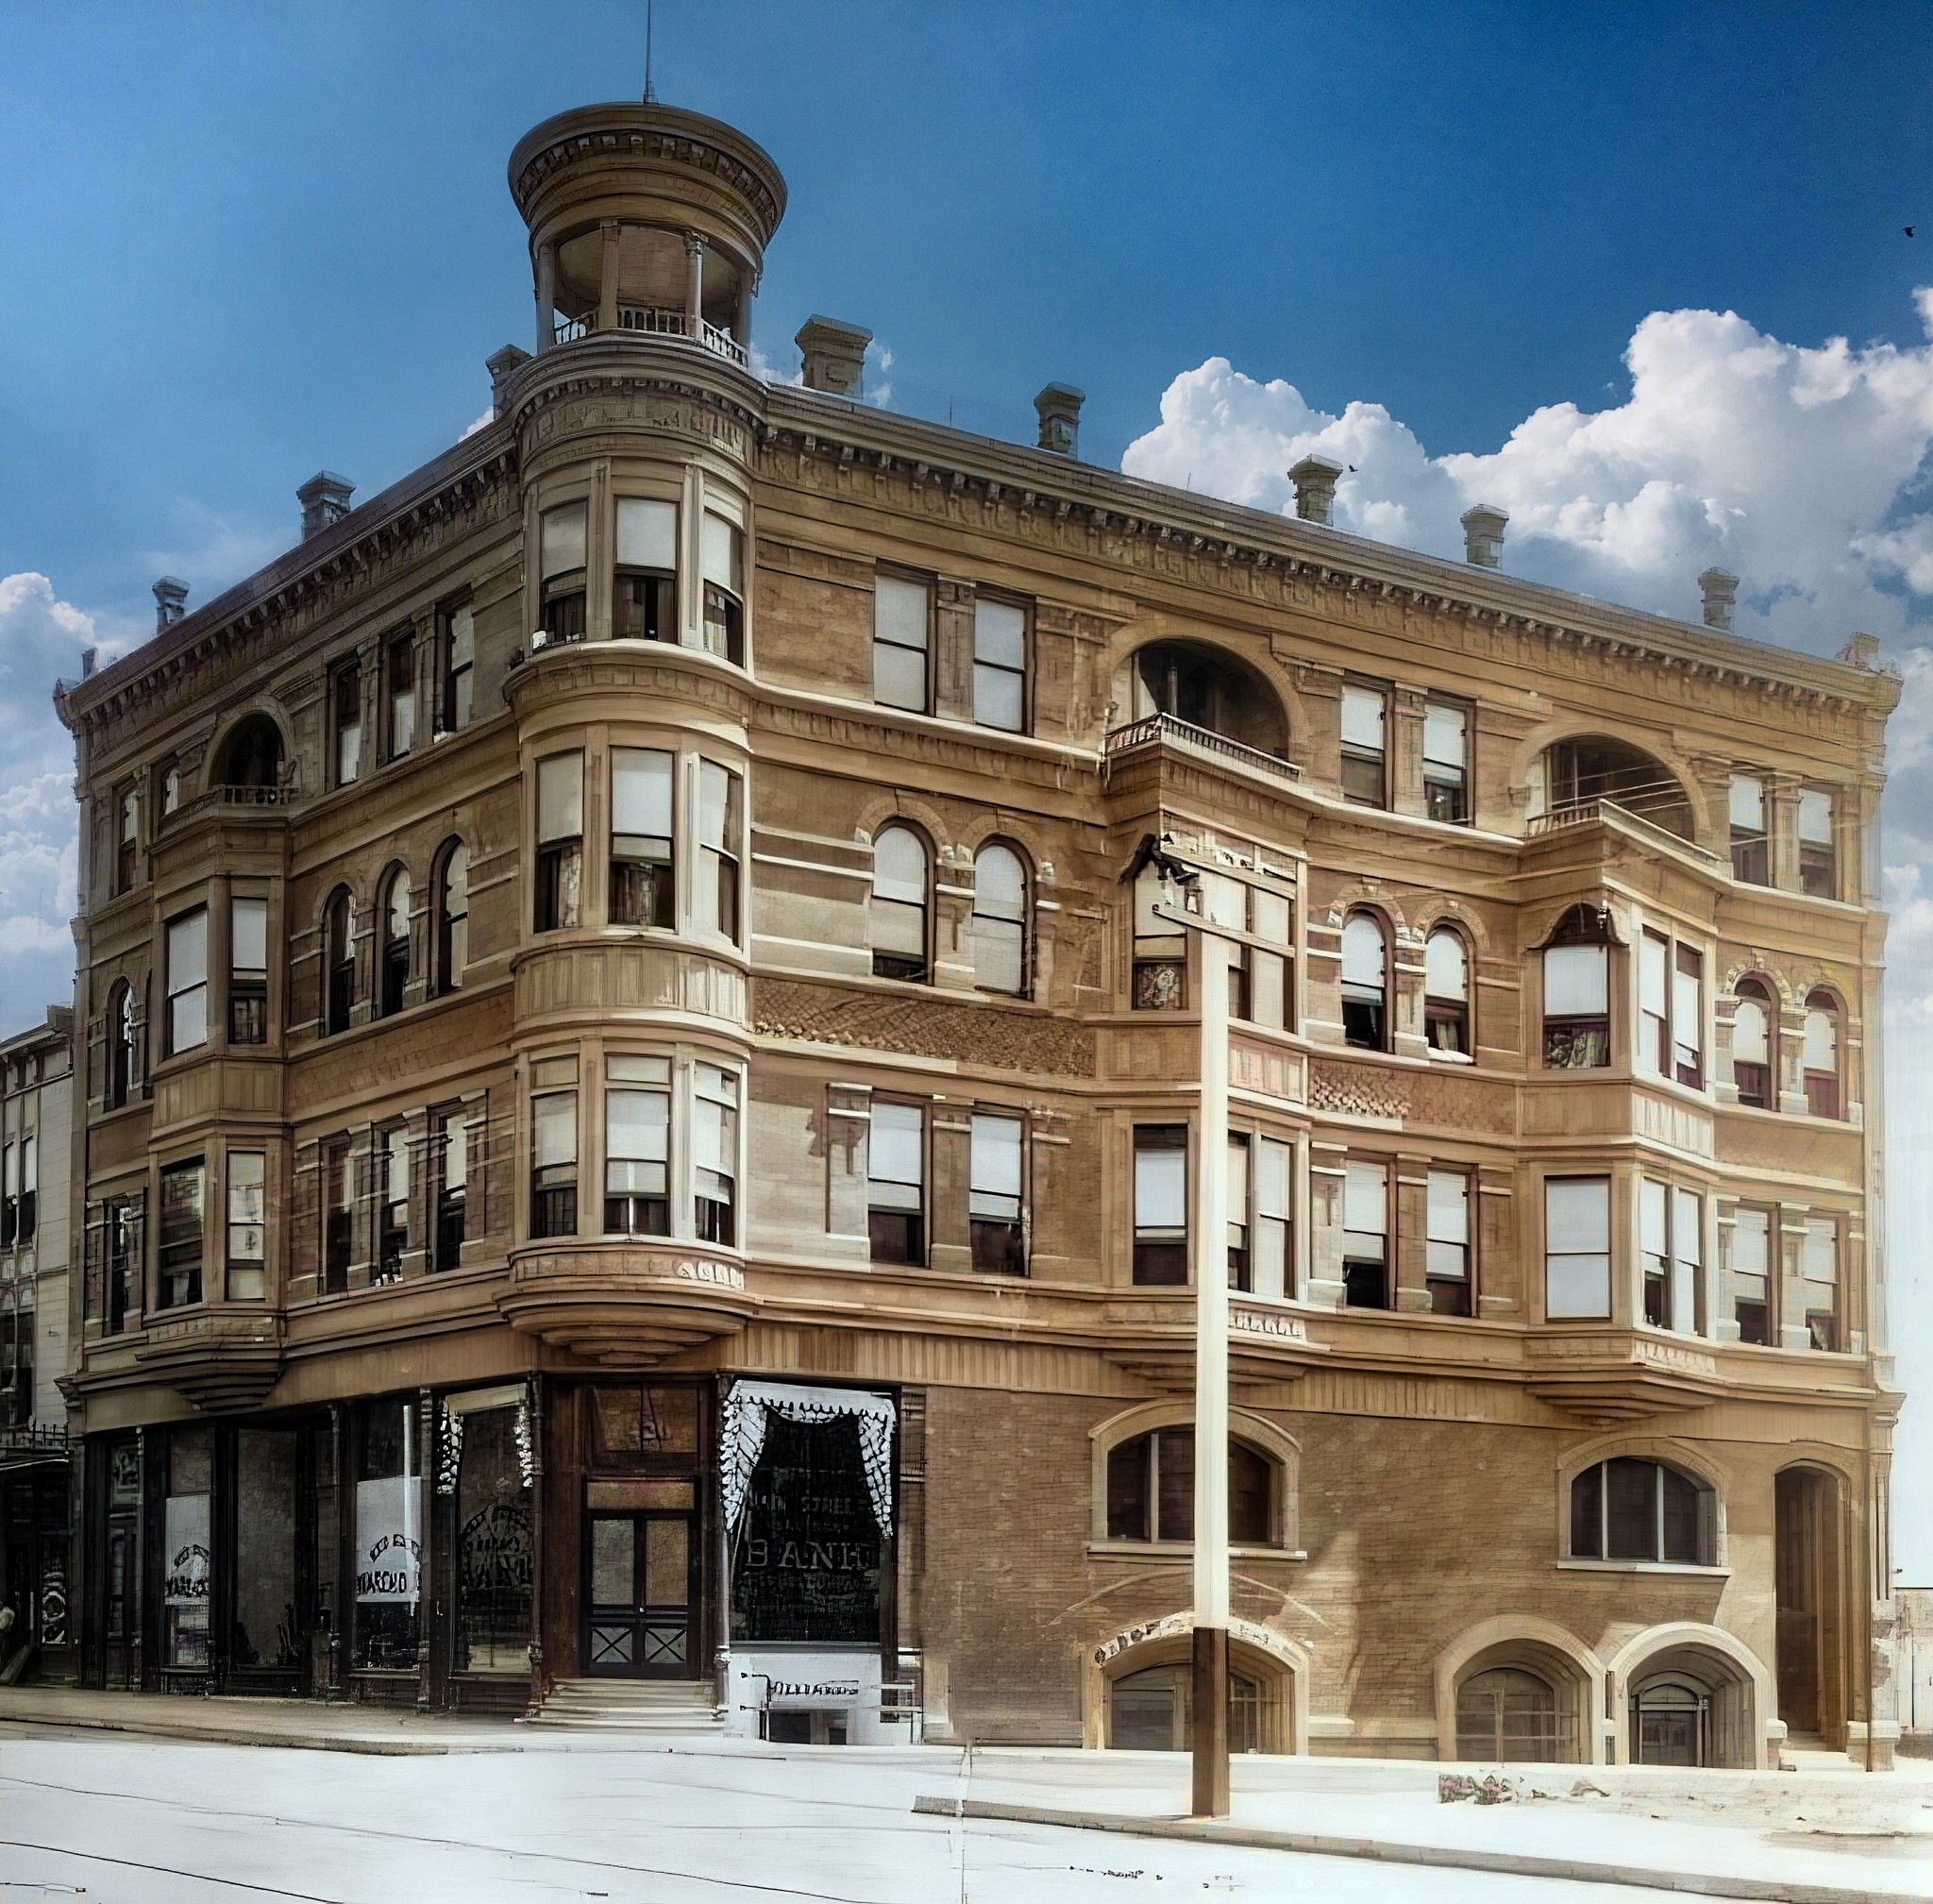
[5,1,1933,1574]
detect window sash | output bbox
[1340,916,1386,989]
[1339,685,1386,751]
[1134,1130,1187,1234]
[615,497,677,571]
[541,501,588,579]
[1728,775,1765,832]
[868,1102,924,1204]
[1543,944,1606,1018]
[874,576,931,651]
[537,752,584,843]
[612,750,674,838]
[872,829,927,904]
[1798,790,1833,844]
[532,1091,578,1170]
[1422,703,1467,770]
[230,897,267,977]
[1425,930,1467,1002]
[1343,1161,1387,1237]
[969,1113,1023,1218]
[701,512,743,594]
[1733,997,1769,1065]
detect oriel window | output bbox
[969,1111,1024,1275]
[873,574,931,714]
[694,1064,739,1246]
[1131,863,1185,1012]
[229,896,268,1045]
[529,1081,579,1240]
[539,501,588,645]
[614,498,677,643]
[1132,1125,1187,1287]
[1339,684,1387,807]
[226,1151,266,1301]
[867,1100,926,1266]
[609,749,674,929]
[1728,775,1769,885]
[1544,1176,1610,1320]
[1798,791,1836,899]
[534,751,584,933]
[1541,908,1611,1070]
[1422,700,1470,824]
[697,761,742,942]
[1639,1180,1701,1333]
[385,631,415,759]
[166,907,210,1054]
[157,1159,205,1310]
[604,1056,671,1238]
[700,510,746,665]
[332,659,362,786]
[1426,1170,1471,1316]
[972,597,1027,733]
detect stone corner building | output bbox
[54,97,1904,1768]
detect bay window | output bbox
[1426,1169,1471,1316]
[1639,1180,1701,1332]
[700,510,746,664]
[873,574,931,713]
[972,597,1027,732]
[614,497,677,642]
[969,1111,1024,1275]
[1205,873,1288,1031]
[1544,1176,1610,1320]
[229,896,268,1045]
[693,1064,738,1245]
[226,1151,266,1300]
[539,501,588,645]
[610,749,674,928]
[604,1056,671,1238]
[529,1074,579,1239]
[1132,1124,1187,1286]
[158,1159,205,1309]
[1339,683,1387,807]
[1541,906,1611,1070]
[1132,862,1185,1010]
[1729,1205,1772,1345]
[1342,1159,1388,1309]
[867,1100,926,1265]
[1639,931,1704,1087]
[697,761,742,941]
[166,907,210,1054]
[534,751,584,932]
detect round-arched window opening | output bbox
[1108,1659,1282,1754]
[1539,736,1695,841]
[1128,641,1287,759]
[213,715,284,793]
[1454,1667,1567,1763]
[1732,976,1775,1110]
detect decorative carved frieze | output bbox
[754,976,1096,1076]
[1307,1058,1515,1134]
[500,1239,758,1363]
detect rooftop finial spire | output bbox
[643,0,658,102]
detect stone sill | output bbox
[1555,1559,1730,1579]
[1084,1542,1306,1563]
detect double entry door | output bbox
[585,1480,697,1677]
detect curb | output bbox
[911,1795,1930,1904]
[0,1712,513,1757]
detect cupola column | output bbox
[685,232,705,335]
[597,221,621,333]
[534,239,556,353]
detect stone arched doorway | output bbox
[1615,1634,1763,1769]
[1436,1620,1605,1764]
[1775,1465,1848,1745]
[1086,1614,1305,1756]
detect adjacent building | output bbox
[52,98,1901,1764]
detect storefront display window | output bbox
[162,1426,211,1670]
[232,1429,299,1673]
[352,1399,423,1671]
[453,1405,532,1673]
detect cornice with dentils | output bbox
[59,344,1899,737]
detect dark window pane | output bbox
[1106,1435,1150,1541]
[1571,1461,1603,1558]
[1229,1442,1271,1544]
[1155,1428,1194,1542]
[1605,1457,1657,1560]
[1661,1466,1702,1564]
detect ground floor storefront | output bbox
[0,1434,75,1683]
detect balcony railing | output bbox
[551,305,750,370]
[1104,713,1301,786]
[1528,797,1722,866]
[161,779,301,829]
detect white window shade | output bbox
[1801,1217,1839,1283]
[442,1114,468,1190]
[1135,1142,1186,1228]
[970,1115,1022,1202]
[606,1087,669,1166]
[869,1101,924,1189]
[532,1092,577,1168]
[1423,704,1467,768]
[449,605,475,667]
[231,897,267,975]
[698,762,737,851]
[1672,962,1702,1050]
[1733,997,1769,1065]
[1673,1189,1702,1265]
[1425,930,1467,1001]
[615,497,677,570]
[541,502,587,579]
[612,750,673,838]
[1731,1207,1768,1273]
[1226,1136,1250,1219]
[536,753,583,841]
[1543,944,1606,1017]
[1804,1009,1838,1070]
[168,911,208,992]
[1640,1178,1669,1259]
[1340,686,1386,750]
[1252,889,1291,944]
[1799,791,1834,843]
[1343,1161,1387,1236]
[1426,1171,1469,1245]
[975,846,1025,920]
[974,598,1026,668]
[1547,1178,1610,1255]
[694,1087,735,1180]
[701,512,743,593]
[874,576,930,649]
[1639,935,1668,1018]
[1729,775,1765,831]
[872,828,927,903]
[1341,915,1386,988]
[1256,1139,1290,1220]
[1203,874,1248,933]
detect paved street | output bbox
[5,1725,1931,1904]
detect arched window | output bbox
[1538,735,1695,841]
[1569,1457,1713,1565]
[1339,912,1387,1051]
[1540,903,1613,1070]
[434,842,469,996]
[1105,1429,1275,1545]
[1803,989,1841,1119]
[1109,1660,1277,1754]
[214,713,284,793]
[378,868,412,1018]
[969,842,1028,995]
[324,891,356,1036]
[869,826,930,983]
[1731,977,1775,1110]
[107,979,138,1109]
[1455,1667,1563,1764]
[1130,640,1288,758]
[1424,927,1471,1059]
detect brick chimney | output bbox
[1699,567,1739,632]
[1461,504,1508,568]
[297,471,355,541]
[795,316,871,398]
[1287,455,1342,526]
[1034,383,1084,457]
[153,577,189,632]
